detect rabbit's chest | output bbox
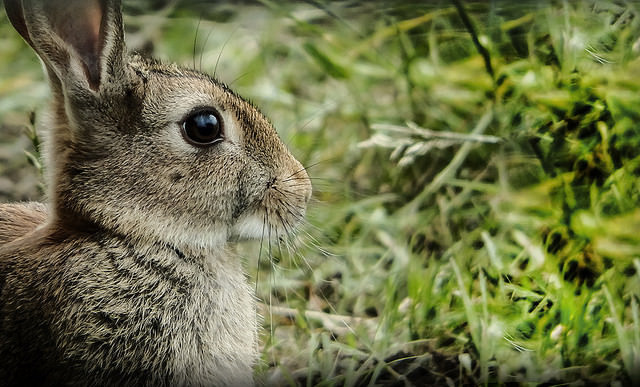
[160,277,257,385]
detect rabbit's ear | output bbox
[4,0,124,92]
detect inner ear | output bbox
[43,0,107,90]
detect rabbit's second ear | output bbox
[5,0,125,92]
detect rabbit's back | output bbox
[0,227,257,386]
[0,202,47,245]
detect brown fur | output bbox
[0,202,47,244]
[0,0,311,386]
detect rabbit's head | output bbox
[6,0,312,251]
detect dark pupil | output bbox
[185,113,220,143]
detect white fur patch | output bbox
[230,213,266,240]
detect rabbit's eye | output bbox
[181,110,224,147]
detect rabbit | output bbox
[0,0,312,386]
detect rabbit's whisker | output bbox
[213,28,236,78]
[300,219,326,236]
[228,71,252,86]
[272,186,296,198]
[255,211,269,294]
[267,213,276,339]
[283,159,329,180]
[283,176,334,183]
[282,183,317,191]
[288,237,315,272]
[200,27,215,73]
[299,232,334,259]
[192,16,202,71]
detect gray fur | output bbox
[0,0,312,385]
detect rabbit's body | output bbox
[0,223,256,386]
[1,0,311,385]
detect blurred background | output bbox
[2,0,640,385]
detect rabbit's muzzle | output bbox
[231,154,311,241]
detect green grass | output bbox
[2,0,640,385]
